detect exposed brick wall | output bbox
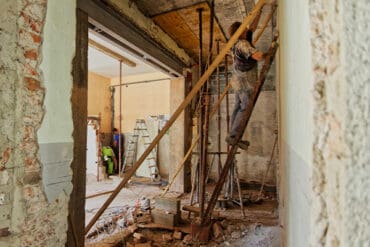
[0,1,70,246]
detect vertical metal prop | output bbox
[216,40,221,179]
[118,61,122,176]
[111,87,115,135]
[225,55,230,149]
[196,7,205,217]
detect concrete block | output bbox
[154,197,180,213]
[151,208,178,227]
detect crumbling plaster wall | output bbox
[279,0,370,246]
[0,0,75,246]
[309,0,370,246]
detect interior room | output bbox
[0,0,368,246]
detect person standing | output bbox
[226,8,266,149]
[112,128,124,173]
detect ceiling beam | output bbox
[78,0,186,76]
[88,39,136,67]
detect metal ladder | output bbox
[123,119,161,181]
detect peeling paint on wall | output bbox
[0,0,75,246]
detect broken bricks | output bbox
[212,222,223,238]
[162,233,173,243]
[133,232,146,243]
[173,230,182,240]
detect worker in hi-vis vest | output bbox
[102,146,117,177]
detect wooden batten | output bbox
[88,39,136,67]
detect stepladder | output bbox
[123,119,161,181]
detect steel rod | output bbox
[257,133,278,199]
[118,61,122,177]
[197,7,206,219]
[216,40,222,180]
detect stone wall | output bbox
[0,0,75,246]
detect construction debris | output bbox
[173,230,182,240]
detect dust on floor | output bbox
[85,176,282,246]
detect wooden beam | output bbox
[88,39,136,67]
[253,4,277,45]
[84,0,267,235]
[78,0,186,75]
[68,8,88,247]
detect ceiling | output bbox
[134,0,256,63]
[88,31,158,78]
[152,2,227,62]
[89,0,261,78]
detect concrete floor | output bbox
[85,175,281,246]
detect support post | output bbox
[68,8,88,247]
[118,61,122,176]
[216,39,222,179]
[197,7,204,207]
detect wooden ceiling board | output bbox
[153,2,227,64]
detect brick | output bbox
[1,148,11,166]
[25,77,41,91]
[173,231,182,240]
[23,171,40,184]
[162,233,172,243]
[128,224,138,233]
[133,232,146,241]
[0,227,10,237]
[212,222,223,238]
[134,243,152,247]
[24,50,38,60]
